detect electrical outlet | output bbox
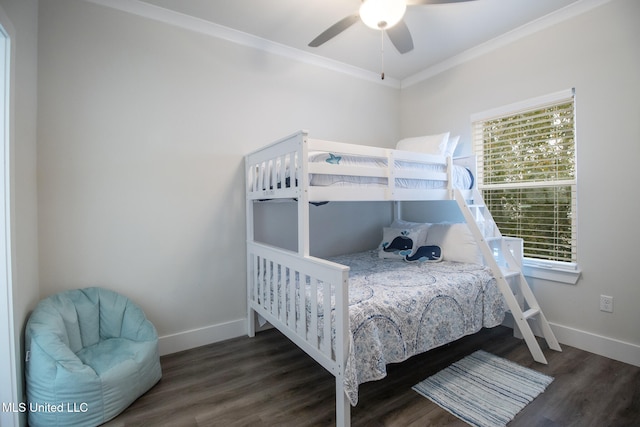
[600,295,613,313]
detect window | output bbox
[472,89,579,283]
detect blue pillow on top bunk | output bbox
[378,227,425,259]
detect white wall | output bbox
[34,0,640,367]
[0,0,39,425]
[253,201,394,258]
[401,0,640,364]
[37,0,399,353]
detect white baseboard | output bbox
[549,322,640,367]
[158,318,247,356]
[503,315,640,367]
[159,317,640,369]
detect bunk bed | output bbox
[245,130,560,427]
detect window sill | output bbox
[522,259,581,285]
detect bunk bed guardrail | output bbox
[246,130,473,202]
[246,240,352,425]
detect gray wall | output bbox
[36,0,399,353]
[401,0,640,361]
[8,1,637,404]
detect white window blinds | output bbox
[471,89,577,263]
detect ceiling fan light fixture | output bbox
[359,0,407,30]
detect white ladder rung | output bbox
[501,269,520,280]
[522,307,540,320]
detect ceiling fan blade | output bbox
[406,0,476,5]
[308,14,360,47]
[386,20,414,54]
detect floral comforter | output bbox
[325,250,506,406]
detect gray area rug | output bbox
[413,350,553,427]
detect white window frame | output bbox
[471,89,581,284]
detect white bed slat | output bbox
[266,260,272,313]
[310,277,319,348]
[256,162,264,194]
[289,270,295,335]
[258,257,264,306]
[279,153,287,190]
[322,279,331,357]
[278,264,284,322]
[252,255,258,304]
[270,159,275,190]
[287,267,294,329]
[299,271,306,338]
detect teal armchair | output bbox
[25,287,162,427]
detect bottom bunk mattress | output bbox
[327,250,505,406]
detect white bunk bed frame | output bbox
[245,130,561,426]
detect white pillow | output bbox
[425,223,483,264]
[390,219,431,241]
[378,227,425,259]
[396,132,450,156]
[445,135,460,158]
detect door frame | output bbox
[0,4,19,427]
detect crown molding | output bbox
[401,0,615,88]
[84,0,612,90]
[83,0,401,88]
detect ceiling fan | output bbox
[308,0,476,55]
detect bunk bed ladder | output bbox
[454,189,562,364]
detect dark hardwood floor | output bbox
[104,326,640,426]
